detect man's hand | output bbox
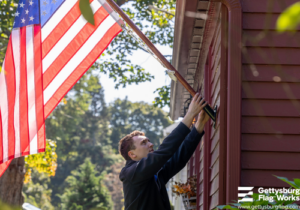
[195,109,210,133]
[182,93,207,128]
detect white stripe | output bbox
[41,0,78,42]
[26,26,38,154]
[0,60,8,162]
[44,16,116,104]
[238,187,254,191]
[12,29,21,158]
[42,1,102,73]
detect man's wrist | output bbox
[195,123,205,134]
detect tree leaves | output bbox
[277,2,300,32]
[24,139,58,183]
[153,85,170,108]
[79,0,95,26]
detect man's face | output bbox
[128,135,154,161]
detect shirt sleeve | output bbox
[159,127,204,183]
[129,122,191,184]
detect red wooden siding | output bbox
[241,0,300,189]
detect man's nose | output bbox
[149,142,153,148]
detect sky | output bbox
[99,44,173,113]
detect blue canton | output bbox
[40,0,65,27]
[13,0,40,28]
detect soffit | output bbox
[170,0,210,120]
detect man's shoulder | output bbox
[119,161,138,182]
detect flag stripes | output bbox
[43,0,122,117]
[44,21,121,117]
[0,0,122,170]
[41,0,79,43]
[34,25,45,154]
[43,6,108,90]
[42,0,82,57]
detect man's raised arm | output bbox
[159,109,210,183]
[128,94,208,183]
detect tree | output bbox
[103,160,126,210]
[23,169,55,210]
[109,97,172,151]
[45,71,120,206]
[59,158,112,210]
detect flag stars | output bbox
[19,2,24,7]
[25,9,29,14]
[52,0,57,4]
[29,0,34,5]
[29,16,34,21]
[15,11,20,17]
[43,0,48,5]
[42,11,47,16]
[21,18,25,23]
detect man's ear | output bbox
[128,151,136,159]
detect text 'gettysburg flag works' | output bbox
[0,0,123,175]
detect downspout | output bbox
[221,0,242,204]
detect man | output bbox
[119,93,210,210]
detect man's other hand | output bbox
[182,93,207,128]
[186,93,207,118]
[195,109,210,133]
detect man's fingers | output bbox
[199,98,205,105]
[195,94,202,104]
[192,93,199,102]
[200,101,208,109]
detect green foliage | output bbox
[215,176,300,210]
[0,200,20,210]
[79,0,95,25]
[23,169,55,210]
[153,85,170,108]
[24,139,58,183]
[109,97,172,151]
[59,158,112,210]
[277,2,300,32]
[91,0,175,108]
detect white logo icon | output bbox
[238,187,254,203]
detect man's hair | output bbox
[119,131,145,160]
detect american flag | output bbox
[0,0,123,174]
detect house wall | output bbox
[207,6,227,209]
[191,4,228,210]
[241,0,300,188]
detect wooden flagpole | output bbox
[105,0,216,121]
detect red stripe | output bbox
[4,37,16,160]
[43,7,109,90]
[0,160,12,176]
[20,27,30,155]
[44,23,122,118]
[34,25,45,151]
[0,109,3,163]
[42,0,94,59]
